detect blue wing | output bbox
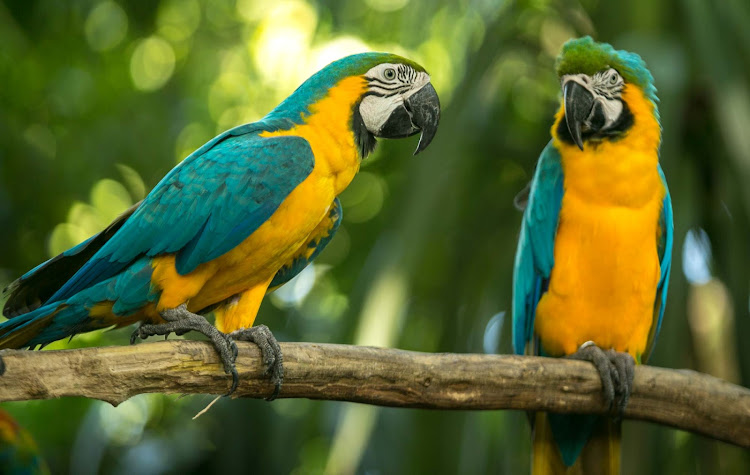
[643,164,673,362]
[512,141,564,355]
[47,123,315,303]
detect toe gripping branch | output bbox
[131,305,285,400]
[568,341,635,417]
[131,304,240,396]
[229,325,284,401]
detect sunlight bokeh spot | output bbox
[271,398,312,419]
[48,222,91,257]
[97,395,161,446]
[338,172,387,223]
[249,1,318,88]
[216,106,259,134]
[157,0,201,43]
[91,179,132,222]
[208,72,251,121]
[48,179,134,256]
[492,51,532,97]
[315,292,349,322]
[364,0,410,13]
[417,39,453,103]
[539,17,576,58]
[115,164,147,200]
[236,0,266,23]
[130,36,176,91]
[309,36,371,74]
[296,269,350,324]
[270,264,317,308]
[219,47,250,75]
[84,1,128,52]
[683,228,713,285]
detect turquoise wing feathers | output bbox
[512,141,564,355]
[47,126,315,304]
[643,163,673,362]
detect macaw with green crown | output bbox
[513,37,672,474]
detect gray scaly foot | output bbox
[568,341,635,416]
[229,325,283,401]
[131,304,239,395]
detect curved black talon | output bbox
[568,342,635,416]
[607,348,635,417]
[229,324,284,401]
[130,304,240,396]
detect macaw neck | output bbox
[551,85,663,208]
[262,75,369,195]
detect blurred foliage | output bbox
[0,0,749,473]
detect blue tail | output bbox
[532,412,621,474]
[0,257,159,349]
[0,302,87,349]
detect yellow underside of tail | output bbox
[532,413,621,475]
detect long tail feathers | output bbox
[0,304,62,349]
[532,413,621,475]
[0,301,108,350]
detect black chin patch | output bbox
[352,103,377,159]
[603,102,634,138]
[557,99,634,147]
[588,103,607,131]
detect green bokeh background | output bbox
[1,0,749,473]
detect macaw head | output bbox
[271,52,440,158]
[554,36,659,150]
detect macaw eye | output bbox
[383,68,396,80]
[609,71,620,84]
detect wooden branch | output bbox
[0,341,747,447]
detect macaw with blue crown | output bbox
[0,52,440,398]
[513,37,672,474]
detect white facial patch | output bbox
[562,69,625,131]
[597,99,623,129]
[358,63,431,134]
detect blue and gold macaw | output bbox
[0,409,49,475]
[0,53,440,397]
[512,37,673,473]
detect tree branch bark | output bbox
[0,341,747,447]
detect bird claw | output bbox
[229,324,284,401]
[568,342,635,417]
[130,304,240,396]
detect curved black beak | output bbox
[563,80,595,151]
[377,82,441,155]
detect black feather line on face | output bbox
[352,101,377,159]
[366,77,398,87]
[368,83,408,92]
